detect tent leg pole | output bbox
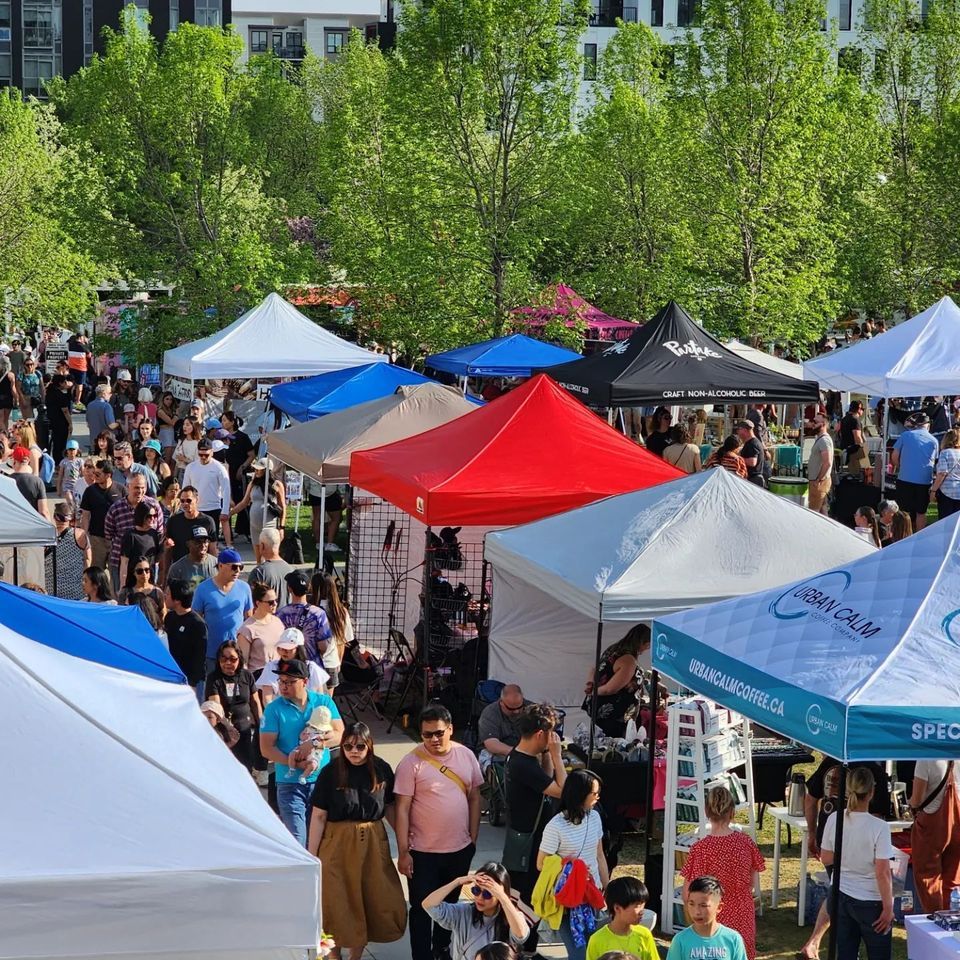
[12,547,18,586]
[879,398,890,492]
[644,666,659,868]
[826,766,847,960]
[588,621,604,760]
[343,486,353,596]
[317,483,326,572]
[422,526,433,707]
[478,557,489,638]
[52,544,58,598]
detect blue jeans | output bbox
[557,909,595,960]
[276,781,313,847]
[835,893,891,960]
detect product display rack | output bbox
[661,697,758,934]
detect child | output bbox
[680,785,764,959]
[56,439,83,508]
[586,876,658,960]
[296,705,334,783]
[666,876,747,960]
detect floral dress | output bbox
[681,831,765,960]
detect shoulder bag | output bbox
[502,793,547,873]
[913,761,953,816]
[416,747,468,795]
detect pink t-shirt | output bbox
[237,616,285,673]
[393,742,483,853]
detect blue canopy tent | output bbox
[652,514,960,956]
[425,334,581,378]
[0,582,185,683]
[269,362,435,422]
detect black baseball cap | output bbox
[197,438,213,451]
[276,658,309,680]
[284,570,310,595]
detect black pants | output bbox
[511,868,540,951]
[202,509,221,537]
[938,490,960,520]
[50,405,70,464]
[408,844,475,960]
[230,727,256,771]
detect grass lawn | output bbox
[613,755,909,960]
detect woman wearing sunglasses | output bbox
[237,581,285,675]
[307,721,407,960]
[422,862,530,960]
[118,501,163,595]
[45,503,91,600]
[204,640,261,772]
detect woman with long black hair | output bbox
[307,721,407,959]
[204,639,261,773]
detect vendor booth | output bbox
[510,283,640,343]
[424,333,581,380]
[348,374,682,721]
[161,292,385,415]
[485,467,876,706]
[0,593,320,960]
[268,362,435,422]
[652,513,960,954]
[724,340,806,379]
[0,475,56,587]
[545,300,820,406]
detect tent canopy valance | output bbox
[269,362,434,422]
[653,513,960,760]
[546,301,820,406]
[162,292,386,381]
[0,476,56,547]
[724,340,805,380]
[510,284,639,342]
[266,383,479,484]
[803,296,960,395]
[425,334,581,378]
[349,373,683,527]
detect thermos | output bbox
[787,772,807,817]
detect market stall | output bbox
[0,596,320,960]
[653,512,960,955]
[269,361,436,422]
[510,283,640,343]
[161,292,386,416]
[425,333,581,383]
[545,300,820,406]
[0,475,56,587]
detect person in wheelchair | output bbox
[477,684,530,773]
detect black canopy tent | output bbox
[544,301,820,405]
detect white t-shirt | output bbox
[539,809,604,885]
[256,658,329,693]
[914,761,960,815]
[182,458,230,512]
[821,811,893,901]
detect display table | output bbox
[905,915,960,960]
[769,806,912,926]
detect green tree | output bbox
[51,10,316,357]
[676,0,878,344]
[0,90,104,331]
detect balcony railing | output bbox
[588,0,624,27]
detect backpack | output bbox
[39,450,55,487]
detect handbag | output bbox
[502,790,547,873]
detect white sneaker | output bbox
[324,543,337,552]
[255,769,269,787]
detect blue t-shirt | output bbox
[85,397,115,440]
[666,924,747,960]
[894,429,939,485]
[193,578,253,657]
[938,448,960,500]
[260,690,341,784]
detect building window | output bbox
[132,0,149,30]
[651,0,663,25]
[83,0,93,63]
[0,1,11,85]
[194,0,221,27]
[873,48,888,83]
[623,4,638,20]
[583,42,597,80]
[285,31,304,57]
[22,0,61,96]
[250,29,268,53]
[676,0,700,26]
[325,29,348,58]
[839,0,851,30]
[170,0,179,31]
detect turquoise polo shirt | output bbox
[894,428,939,485]
[260,690,340,785]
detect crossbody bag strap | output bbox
[417,748,468,795]
[917,762,953,814]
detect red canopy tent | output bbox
[511,283,640,343]
[349,373,682,527]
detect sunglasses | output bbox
[54,514,70,522]
[180,497,195,504]
[342,742,368,752]
[470,886,493,901]
[421,729,448,741]
[227,563,244,571]
[260,597,278,606]
[135,567,150,574]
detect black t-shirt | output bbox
[121,528,161,566]
[505,748,554,834]
[839,413,862,449]
[747,409,769,444]
[740,437,765,479]
[166,511,217,562]
[807,757,889,819]
[310,755,395,821]
[80,482,125,537]
[164,609,208,685]
[14,473,46,510]
[204,668,256,731]
[225,431,254,476]
[49,373,74,408]
[645,431,671,458]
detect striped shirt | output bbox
[104,495,165,570]
[539,809,604,884]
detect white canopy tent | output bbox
[803,296,960,395]
[485,469,876,704]
[163,292,386,381]
[0,620,320,960]
[0,475,56,586]
[724,340,805,379]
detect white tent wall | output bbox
[0,622,319,959]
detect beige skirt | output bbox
[319,819,407,947]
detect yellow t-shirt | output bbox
[586,922,659,960]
